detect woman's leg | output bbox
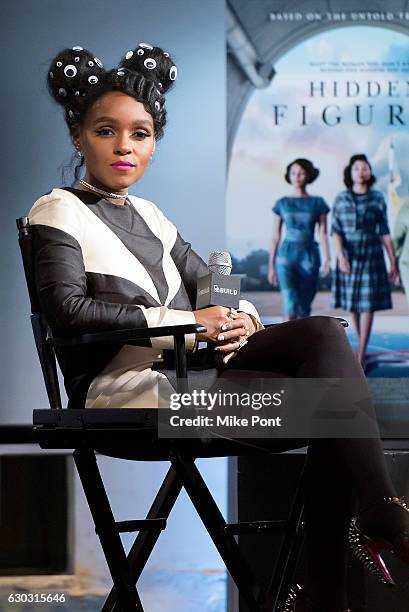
[357,311,375,369]
[298,249,320,317]
[351,312,361,364]
[276,255,298,321]
[350,312,360,337]
[303,443,354,609]
[227,317,395,503]
[224,317,400,607]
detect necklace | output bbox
[78,179,128,200]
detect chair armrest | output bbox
[263,317,348,329]
[50,324,206,393]
[50,324,206,347]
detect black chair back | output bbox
[16,216,62,410]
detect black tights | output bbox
[218,316,396,608]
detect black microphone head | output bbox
[208,251,232,275]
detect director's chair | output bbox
[17,214,323,612]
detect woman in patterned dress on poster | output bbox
[268,159,330,320]
[331,154,399,369]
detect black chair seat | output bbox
[33,408,289,461]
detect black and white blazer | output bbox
[29,188,262,408]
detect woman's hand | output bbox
[215,318,251,364]
[193,307,257,365]
[193,306,232,342]
[215,313,256,364]
[320,258,331,276]
[236,312,257,338]
[338,253,351,274]
[268,265,278,286]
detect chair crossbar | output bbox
[102,466,183,612]
[223,519,287,535]
[110,519,167,534]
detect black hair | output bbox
[285,158,319,184]
[343,154,376,189]
[47,43,176,142]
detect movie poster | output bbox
[226,3,409,379]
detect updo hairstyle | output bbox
[47,43,178,141]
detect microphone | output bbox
[208,251,232,275]
[196,251,241,309]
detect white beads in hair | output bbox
[56,61,62,67]
[169,65,177,80]
[163,52,169,57]
[58,88,67,97]
[88,60,94,67]
[49,71,54,78]
[126,50,134,60]
[88,75,98,84]
[154,101,160,111]
[139,43,153,50]
[72,46,83,51]
[117,70,125,76]
[137,49,144,56]
[144,58,157,70]
[68,110,75,119]
[64,65,77,77]
[74,56,80,62]
[94,57,103,68]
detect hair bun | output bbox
[119,43,177,94]
[47,46,106,121]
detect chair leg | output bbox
[264,463,306,611]
[102,465,183,612]
[73,449,143,612]
[170,452,265,612]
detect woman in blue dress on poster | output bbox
[268,158,330,320]
[331,154,399,369]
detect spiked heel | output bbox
[282,584,303,612]
[281,584,352,611]
[349,496,409,587]
[348,517,396,586]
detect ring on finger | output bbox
[229,307,238,320]
[237,337,248,350]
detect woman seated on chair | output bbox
[29,44,409,611]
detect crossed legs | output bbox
[218,316,396,608]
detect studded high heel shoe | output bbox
[349,496,409,586]
[281,584,352,611]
